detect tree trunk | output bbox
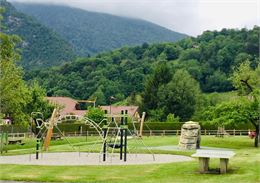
[255,125,259,148]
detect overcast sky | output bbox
[10,0,260,36]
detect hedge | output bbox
[130,122,254,131]
[0,121,255,133]
[0,125,28,133]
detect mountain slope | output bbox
[0,0,76,69]
[25,27,259,104]
[13,2,187,56]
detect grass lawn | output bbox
[0,136,259,183]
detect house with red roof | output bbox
[46,97,140,121]
[100,106,140,120]
[46,97,87,116]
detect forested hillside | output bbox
[13,2,187,56]
[0,0,76,69]
[25,27,259,105]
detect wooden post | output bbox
[204,129,207,135]
[150,130,152,136]
[233,129,236,136]
[139,112,146,137]
[86,131,88,142]
[43,108,59,151]
[199,157,209,173]
[80,126,82,135]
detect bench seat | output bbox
[192,149,235,174]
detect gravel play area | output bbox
[0,152,193,166]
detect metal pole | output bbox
[120,110,124,160]
[120,131,123,160]
[35,125,40,160]
[103,128,107,161]
[36,138,39,159]
[124,129,127,161]
[124,110,128,161]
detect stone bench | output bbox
[192,149,235,174]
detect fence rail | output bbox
[141,129,249,136]
[5,129,250,139]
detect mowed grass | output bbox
[0,136,259,183]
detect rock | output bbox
[179,121,201,149]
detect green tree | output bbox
[142,62,172,112]
[0,9,52,124]
[230,61,260,147]
[85,106,105,123]
[158,69,201,121]
[25,26,260,101]
[166,113,180,123]
[202,99,259,147]
[204,70,233,92]
[230,60,259,96]
[202,61,260,147]
[26,82,54,119]
[88,87,106,105]
[148,109,164,122]
[164,44,181,60]
[53,89,72,97]
[0,17,30,124]
[179,48,200,61]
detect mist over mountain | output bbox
[13,2,187,56]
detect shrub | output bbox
[85,107,105,122]
[166,113,180,123]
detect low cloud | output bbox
[10,0,259,36]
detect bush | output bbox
[166,113,180,123]
[200,121,254,130]
[85,107,105,122]
[0,125,28,133]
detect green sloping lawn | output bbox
[0,136,259,183]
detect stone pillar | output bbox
[179,121,201,150]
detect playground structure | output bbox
[31,110,76,159]
[102,110,128,162]
[179,121,201,149]
[30,108,155,162]
[216,126,230,137]
[83,110,155,162]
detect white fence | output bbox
[7,129,250,139]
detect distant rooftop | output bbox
[46,97,140,118]
[46,97,86,116]
[100,106,139,117]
